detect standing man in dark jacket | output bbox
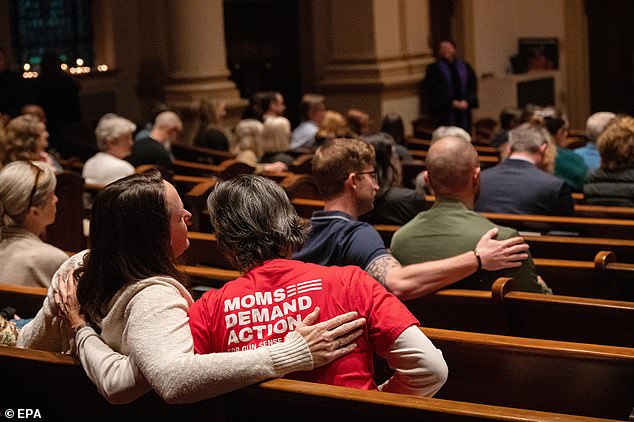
[422,40,478,133]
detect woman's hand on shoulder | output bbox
[293,307,365,368]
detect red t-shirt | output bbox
[189,259,418,390]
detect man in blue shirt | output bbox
[574,112,615,170]
[290,94,326,151]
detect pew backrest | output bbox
[0,284,47,318]
[46,172,86,252]
[481,212,634,239]
[421,327,634,420]
[495,277,634,347]
[1,345,614,422]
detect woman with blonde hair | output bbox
[315,111,352,147]
[260,116,294,167]
[233,118,287,174]
[0,161,67,287]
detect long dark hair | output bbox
[76,170,185,321]
[361,132,399,196]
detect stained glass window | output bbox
[10,0,93,69]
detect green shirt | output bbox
[391,198,545,293]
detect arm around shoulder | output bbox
[123,283,313,404]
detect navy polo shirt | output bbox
[293,210,389,271]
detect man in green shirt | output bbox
[391,136,550,293]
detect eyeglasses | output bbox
[355,169,378,182]
[27,162,43,208]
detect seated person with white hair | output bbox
[259,116,294,167]
[416,125,472,194]
[431,125,472,144]
[575,111,616,171]
[82,114,136,185]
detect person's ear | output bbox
[345,172,358,190]
[473,166,481,186]
[539,142,549,154]
[22,205,38,224]
[423,170,430,186]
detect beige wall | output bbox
[461,0,581,124]
[468,0,566,77]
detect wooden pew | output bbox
[532,256,616,299]
[496,277,634,347]
[173,159,255,180]
[423,194,634,220]
[406,137,500,157]
[574,204,634,220]
[0,284,47,318]
[179,265,239,290]
[0,346,614,422]
[573,192,585,203]
[181,232,232,269]
[481,212,634,239]
[420,327,634,420]
[407,278,634,348]
[595,251,634,300]
[294,198,634,241]
[408,149,500,169]
[288,153,313,174]
[376,225,634,263]
[524,234,634,262]
[171,143,234,165]
[401,159,425,189]
[291,197,323,218]
[182,179,217,232]
[46,172,86,252]
[278,173,321,200]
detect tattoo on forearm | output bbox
[366,255,400,287]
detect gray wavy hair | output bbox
[207,175,309,272]
[95,113,136,150]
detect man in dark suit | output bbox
[422,40,478,133]
[475,122,574,216]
